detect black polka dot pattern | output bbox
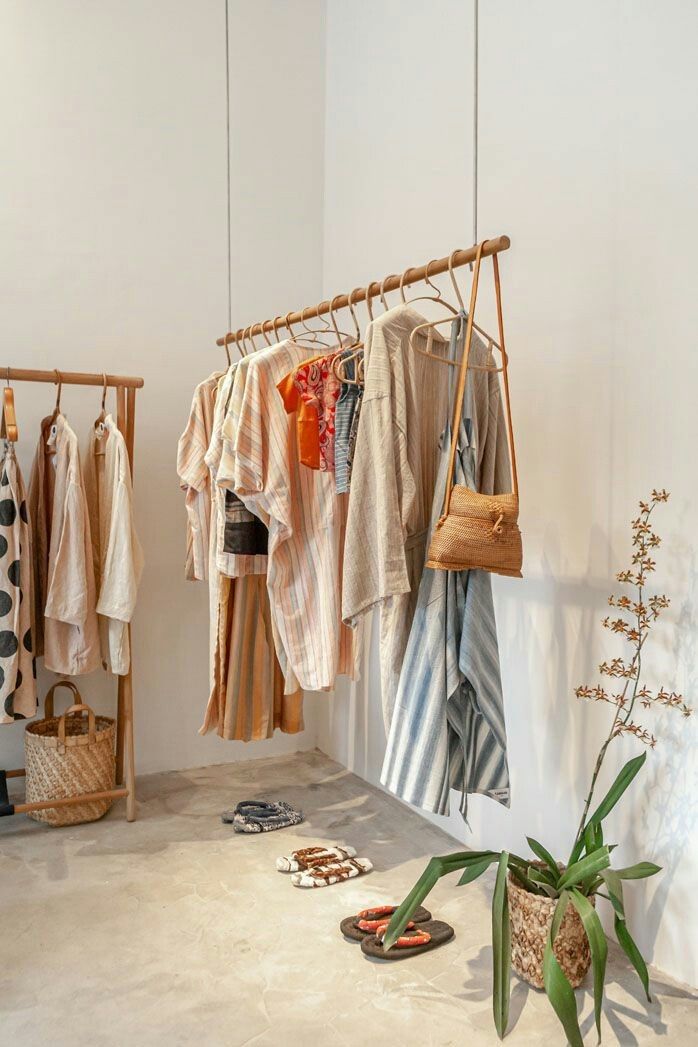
[0,453,36,722]
[0,631,18,657]
[7,560,20,587]
[0,499,16,527]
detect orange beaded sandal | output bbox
[360,919,454,960]
[340,904,432,942]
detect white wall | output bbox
[318,0,698,987]
[0,0,325,774]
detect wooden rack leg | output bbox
[123,644,136,822]
[116,679,126,785]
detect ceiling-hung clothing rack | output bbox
[216,234,511,347]
[2,366,143,823]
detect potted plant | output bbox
[382,491,691,1045]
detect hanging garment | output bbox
[218,340,359,693]
[277,351,325,469]
[206,366,268,579]
[29,414,100,676]
[84,415,144,676]
[380,315,510,817]
[334,355,362,494]
[0,445,37,723]
[343,304,510,729]
[278,351,341,471]
[27,415,53,657]
[199,368,302,740]
[177,372,219,581]
[343,375,364,490]
[342,305,453,727]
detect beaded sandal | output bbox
[360,919,454,960]
[221,800,303,833]
[290,857,373,888]
[340,904,432,942]
[276,844,357,872]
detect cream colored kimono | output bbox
[85,415,144,676]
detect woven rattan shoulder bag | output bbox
[426,240,522,577]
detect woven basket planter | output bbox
[25,685,116,827]
[508,871,592,989]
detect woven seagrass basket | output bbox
[25,682,116,827]
[508,870,592,989]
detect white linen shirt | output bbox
[85,415,144,675]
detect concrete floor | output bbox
[0,750,695,1047]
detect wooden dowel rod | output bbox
[216,235,511,346]
[5,768,26,778]
[13,787,129,815]
[2,368,144,389]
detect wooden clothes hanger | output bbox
[1,370,18,443]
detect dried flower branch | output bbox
[573,490,691,844]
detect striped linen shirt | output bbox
[218,340,359,693]
[205,366,267,579]
[199,368,302,740]
[177,372,219,581]
[380,314,511,816]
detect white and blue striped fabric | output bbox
[380,315,511,819]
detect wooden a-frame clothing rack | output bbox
[1,366,143,823]
[216,234,511,348]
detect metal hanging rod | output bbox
[216,234,511,347]
[3,367,144,389]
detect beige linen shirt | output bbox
[342,305,510,727]
[42,414,101,676]
[85,415,144,676]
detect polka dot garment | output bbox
[0,445,37,723]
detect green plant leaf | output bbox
[543,892,583,1047]
[526,836,560,879]
[492,851,511,1040]
[570,889,608,1042]
[508,864,546,895]
[614,862,662,880]
[558,846,611,891]
[588,753,647,827]
[615,915,651,1001]
[528,869,559,898]
[382,851,498,951]
[458,854,500,886]
[600,869,625,916]
[584,820,604,857]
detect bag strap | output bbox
[440,240,518,518]
[493,251,519,499]
[440,241,485,518]
[44,680,82,720]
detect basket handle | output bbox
[44,680,82,719]
[57,703,97,753]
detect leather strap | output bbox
[44,680,82,720]
[441,241,484,518]
[440,239,518,518]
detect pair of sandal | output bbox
[276,845,372,888]
[222,800,303,833]
[341,904,454,960]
